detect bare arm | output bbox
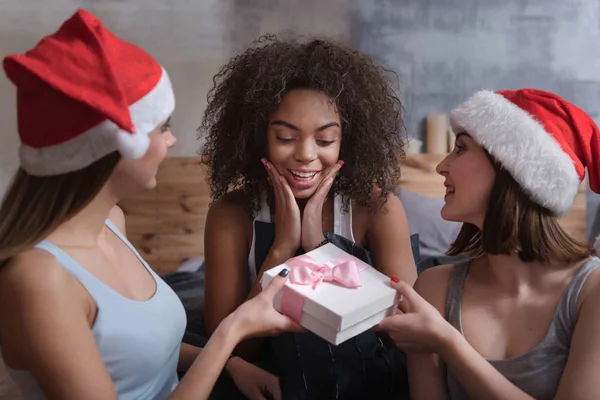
[204,194,293,358]
[0,254,119,400]
[367,193,417,285]
[178,343,201,371]
[429,266,600,400]
[380,267,535,400]
[407,266,451,400]
[171,316,241,400]
[411,265,534,400]
[203,195,252,337]
[172,272,298,400]
[553,268,600,399]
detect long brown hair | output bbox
[447,154,591,265]
[0,152,121,263]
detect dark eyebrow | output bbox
[271,120,298,131]
[316,122,340,132]
[270,120,340,132]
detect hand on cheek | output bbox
[301,160,343,251]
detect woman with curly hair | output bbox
[200,35,418,399]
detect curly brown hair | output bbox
[199,34,406,215]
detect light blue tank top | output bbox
[6,219,187,400]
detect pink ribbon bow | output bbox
[280,253,370,323]
[286,255,368,290]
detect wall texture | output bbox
[354,0,600,141]
[0,0,350,194]
[1,0,599,231]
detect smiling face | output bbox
[436,132,496,228]
[266,88,342,199]
[108,118,177,198]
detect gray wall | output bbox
[351,0,600,239]
[1,0,599,234]
[353,0,600,141]
[0,0,351,194]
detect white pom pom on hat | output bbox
[3,8,175,176]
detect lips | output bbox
[289,169,318,181]
[444,182,455,198]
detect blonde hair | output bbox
[0,152,121,262]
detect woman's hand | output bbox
[301,160,343,251]
[375,278,455,353]
[262,158,301,259]
[229,269,304,339]
[227,357,281,400]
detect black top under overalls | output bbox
[250,195,420,400]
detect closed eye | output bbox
[317,140,336,146]
[161,117,172,133]
[276,137,295,143]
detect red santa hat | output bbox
[2,8,175,176]
[450,89,600,249]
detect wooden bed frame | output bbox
[120,155,587,274]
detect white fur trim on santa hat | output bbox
[450,90,580,217]
[19,67,175,176]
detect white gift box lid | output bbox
[260,243,400,335]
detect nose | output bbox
[166,132,177,148]
[436,153,450,176]
[294,138,317,163]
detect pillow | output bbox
[394,189,461,259]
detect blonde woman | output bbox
[0,9,299,400]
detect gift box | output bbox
[260,243,401,345]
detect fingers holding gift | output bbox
[238,269,305,337]
[373,278,452,352]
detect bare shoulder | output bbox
[353,189,418,283]
[577,257,600,311]
[206,189,253,224]
[352,189,406,234]
[205,189,253,254]
[414,264,454,315]
[108,205,126,233]
[0,249,73,296]
[0,250,86,359]
[353,188,404,216]
[0,249,86,312]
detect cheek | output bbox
[456,167,494,208]
[266,141,292,163]
[144,136,168,165]
[125,144,166,180]
[319,144,341,165]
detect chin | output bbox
[291,187,318,199]
[144,177,158,190]
[127,177,157,195]
[440,205,462,223]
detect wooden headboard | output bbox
[120,155,587,274]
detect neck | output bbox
[296,197,309,214]
[48,186,119,246]
[482,253,566,293]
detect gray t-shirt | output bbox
[445,257,600,400]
